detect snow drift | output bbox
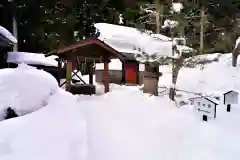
[0,90,88,160]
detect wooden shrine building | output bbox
[49,38,139,94]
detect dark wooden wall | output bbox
[0,0,14,69]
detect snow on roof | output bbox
[95,23,173,57]
[94,23,194,62]
[7,52,58,67]
[102,38,142,55]
[223,90,239,95]
[205,96,220,105]
[189,96,219,105]
[0,25,17,44]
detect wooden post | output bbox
[136,62,140,85]
[88,62,94,85]
[122,60,125,84]
[103,58,109,93]
[227,104,231,112]
[66,56,73,91]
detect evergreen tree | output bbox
[74,0,98,40]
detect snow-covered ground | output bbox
[1,53,240,160]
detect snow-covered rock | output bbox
[0,64,58,120]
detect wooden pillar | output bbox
[88,62,94,85]
[136,62,140,85]
[103,58,109,93]
[66,56,73,91]
[121,60,125,84]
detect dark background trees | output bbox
[0,0,240,54]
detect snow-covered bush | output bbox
[184,53,222,68]
[0,64,59,120]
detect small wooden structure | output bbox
[223,90,239,112]
[223,90,239,105]
[189,96,219,121]
[50,38,129,94]
[143,63,162,96]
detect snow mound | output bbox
[0,64,58,120]
[0,90,88,160]
[0,25,17,44]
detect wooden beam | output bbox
[56,38,126,61]
[72,70,86,84]
[103,58,109,93]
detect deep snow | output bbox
[1,53,240,160]
[0,64,58,121]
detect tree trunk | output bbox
[169,57,184,101]
[232,50,238,67]
[200,6,205,54]
[155,0,160,34]
[233,53,237,67]
[232,43,240,67]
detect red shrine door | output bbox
[125,62,137,84]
